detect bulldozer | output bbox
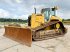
[4,7,67,47]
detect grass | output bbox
[0,22,27,25]
[0,21,70,26]
[63,21,70,25]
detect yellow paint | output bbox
[45,26,50,30]
[56,23,60,29]
[30,13,62,29]
[50,16,58,20]
[31,13,44,28]
[50,16,62,22]
[57,17,62,22]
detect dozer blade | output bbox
[4,26,32,47]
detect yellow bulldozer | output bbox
[4,7,67,47]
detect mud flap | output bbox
[4,26,32,47]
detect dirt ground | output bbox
[0,25,70,52]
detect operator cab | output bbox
[41,6,58,21]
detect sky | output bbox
[0,0,70,20]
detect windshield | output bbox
[51,10,56,16]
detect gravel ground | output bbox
[0,25,70,52]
